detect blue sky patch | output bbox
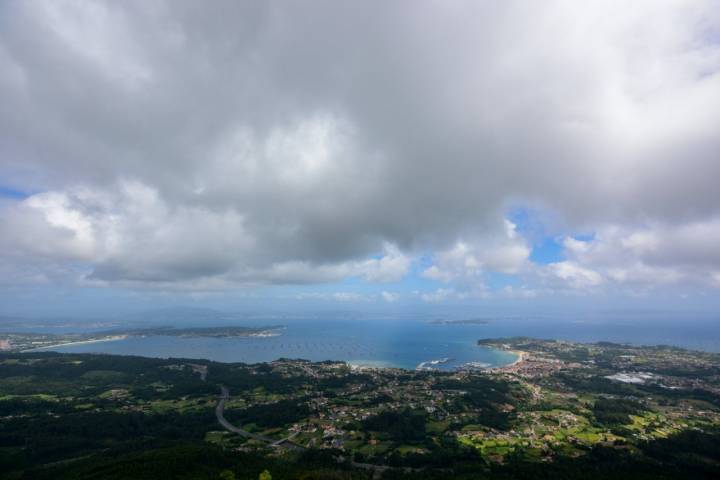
[0,185,30,199]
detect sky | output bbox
[1,0,720,318]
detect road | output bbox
[215,385,304,449]
[214,386,420,477]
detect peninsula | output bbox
[0,325,284,353]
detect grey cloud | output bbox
[542,219,720,292]
[1,1,719,287]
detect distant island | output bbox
[429,318,490,325]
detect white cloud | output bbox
[359,245,411,283]
[549,219,720,290]
[380,291,399,302]
[422,220,530,283]
[500,286,539,299]
[0,181,412,288]
[293,291,367,302]
[563,237,591,255]
[546,261,604,289]
[1,1,719,299]
[332,292,363,302]
[421,288,458,303]
[422,265,454,283]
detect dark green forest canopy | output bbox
[1,338,720,479]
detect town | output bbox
[1,337,719,478]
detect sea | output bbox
[22,315,720,371]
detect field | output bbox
[1,338,720,479]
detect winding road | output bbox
[213,382,419,479]
[215,385,304,450]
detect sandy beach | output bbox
[488,349,526,371]
[23,335,128,352]
[507,350,527,366]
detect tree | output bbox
[219,470,236,480]
[259,470,272,480]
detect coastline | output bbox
[17,333,523,371]
[506,349,526,366]
[484,349,526,371]
[476,344,525,369]
[348,360,396,370]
